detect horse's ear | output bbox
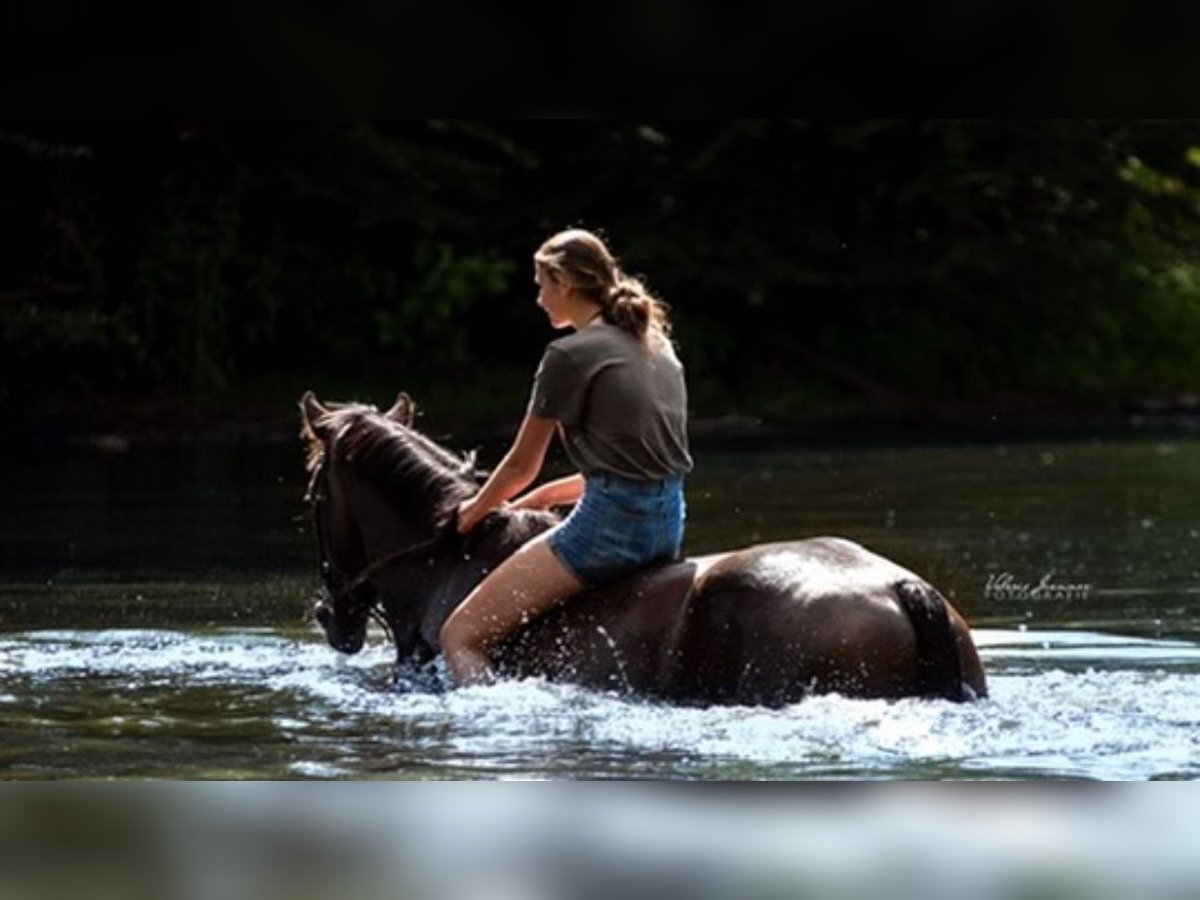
[300,391,332,438]
[384,391,416,427]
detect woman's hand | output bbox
[509,474,585,512]
[456,413,556,534]
[456,496,493,534]
[509,486,552,511]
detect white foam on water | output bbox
[386,671,1196,778]
[266,640,1200,778]
[0,629,308,681]
[288,759,353,779]
[3,627,1198,778]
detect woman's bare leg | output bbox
[440,531,585,686]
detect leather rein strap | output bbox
[310,487,456,617]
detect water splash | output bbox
[1,627,1198,779]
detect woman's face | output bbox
[535,267,573,329]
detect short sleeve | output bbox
[528,345,580,422]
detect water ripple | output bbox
[1,628,1197,779]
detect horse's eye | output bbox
[315,604,333,627]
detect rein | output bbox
[338,524,456,602]
[309,476,468,635]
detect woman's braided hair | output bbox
[534,229,671,343]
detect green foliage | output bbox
[135,156,246,392]
[375,241,514,369]
[3,120,1200,426]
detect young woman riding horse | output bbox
[442,229,693,686]
[302,393,988,704]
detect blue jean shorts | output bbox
[547,471,686,588]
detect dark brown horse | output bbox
[300,391,987,706]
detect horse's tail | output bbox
[893,580,973,702]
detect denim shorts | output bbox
[547,471,686,588]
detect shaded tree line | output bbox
[4,120,1200,427]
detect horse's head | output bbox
[301,391,379,653]
[299,390,480,658]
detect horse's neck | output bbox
[472,508,559,573]
[410,508,561,651]
[341,469,433,560]
[340,451,562,650]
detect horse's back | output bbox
[504,536,983,706]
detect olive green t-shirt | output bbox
[528,323,693,481]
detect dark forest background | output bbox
[4,120,1200,439]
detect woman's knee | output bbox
[440,604,482,654]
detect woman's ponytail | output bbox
[604,273,669,343]
[535,228,673,344]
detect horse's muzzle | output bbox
[312,596,368,654]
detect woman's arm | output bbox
[510,473,585,510]
[456,413,557,533]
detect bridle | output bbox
[307,465,458,640]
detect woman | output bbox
[441,228,693,686]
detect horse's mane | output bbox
[305,404,478,529]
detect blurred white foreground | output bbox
[1,786,1196,900]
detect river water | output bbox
[2,429,1198,779]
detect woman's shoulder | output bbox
[547,323,623,355]
[553,325,680,366]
